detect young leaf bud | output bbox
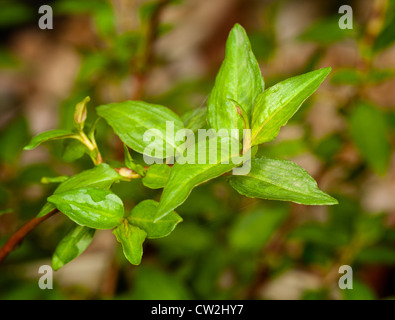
[74,96,90,130]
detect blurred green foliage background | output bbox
[0,0,395,300]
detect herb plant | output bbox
[0,24,337,269]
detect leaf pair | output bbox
[24,97,102,165]
[206,23,331,147]
[51,196,182,267]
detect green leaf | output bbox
[48,187,124,229]
[57,164,120,193]
[97,100,184,158]
[155,136,242,220]
[73,96,89,131]
[181,108,207,132]
[142,164,171,189]
[229,157,338,205]
[113,221,147,265]
[24,129,79,150]
[251,68,331,145]
[229,206,288,252]
[52,225,95,271]
[37,163,121,217]
[127,200,182,239]
[349,102,391,175]
[207,23,264,131]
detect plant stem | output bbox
[77,130,103,166]
[0,209,58,264]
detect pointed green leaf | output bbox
[155,136,242,221]
[251,68,331,145]
[52,225,95,271]
[349,102,391,175]
[37,163,121,217]
[127,200,182,238]
[207,23,264,131]
[229,157,338,205]
[142,164,171,189]
[48,187,124,229]
[97,101,184,158]
[113,221,147,265]
[24,129,79,150]
[73,96,90,131]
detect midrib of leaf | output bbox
[56,176,116,194]
[146,172,167,180]
[170,157,237,192]
[251,78,315,143]
[129,216,178,224]
[159,161,236,213]
[69,202,120,219]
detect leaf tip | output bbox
[23,145,32,151]
[51,254,64,271]
[320,66,332,77]
[318,192,339,205]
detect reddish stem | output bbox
[0,209,58,264]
